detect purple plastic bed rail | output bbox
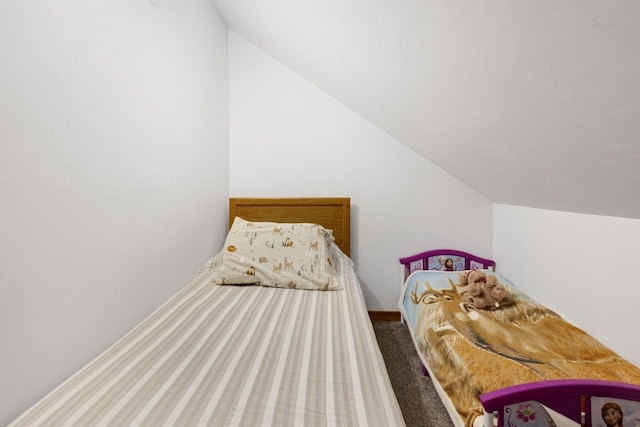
[479,379,640,427]
[399,249,495,270]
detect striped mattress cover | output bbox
[10,247,405,427]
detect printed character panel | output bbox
[427,255,466,271]
[502,400,576,427]
[592,396,640,427]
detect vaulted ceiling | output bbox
[211,0,640,219]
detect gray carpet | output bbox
[372,321,455,427]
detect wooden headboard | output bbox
[229,198,351,257]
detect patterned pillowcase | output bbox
[214,217,342,291]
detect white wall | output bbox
[0,1,229,424]
[494,204,640,367]
[229,31,493,311]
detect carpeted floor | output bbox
[372,321,455,427]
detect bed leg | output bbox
[483,411,495,427]
[399,265,405,324]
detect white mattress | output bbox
[10,249,405,427]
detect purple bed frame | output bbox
[399,248,495,276]
[480,379,640,427]
[399,249,640,427]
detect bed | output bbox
[9,197,405,427]
[398,249,640,427]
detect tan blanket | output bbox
[400,269,640,427]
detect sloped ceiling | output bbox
[212,0,640,219]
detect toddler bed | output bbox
[9,197,405,427]
[398,249,640,427]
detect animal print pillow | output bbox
[214,217,342,290]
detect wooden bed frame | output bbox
[399,249,640,427]
[229,197,350,256]
[230,198,404,322]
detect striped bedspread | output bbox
[10,250,404,427]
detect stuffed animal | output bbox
[459,270,507,310]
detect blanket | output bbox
[399,270,640,427]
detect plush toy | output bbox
[459,270,507,310]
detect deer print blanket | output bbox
[399,270,640,427]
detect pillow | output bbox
[214,217,342,290]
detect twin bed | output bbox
[398,249,640,427]
[9,198,405,427]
